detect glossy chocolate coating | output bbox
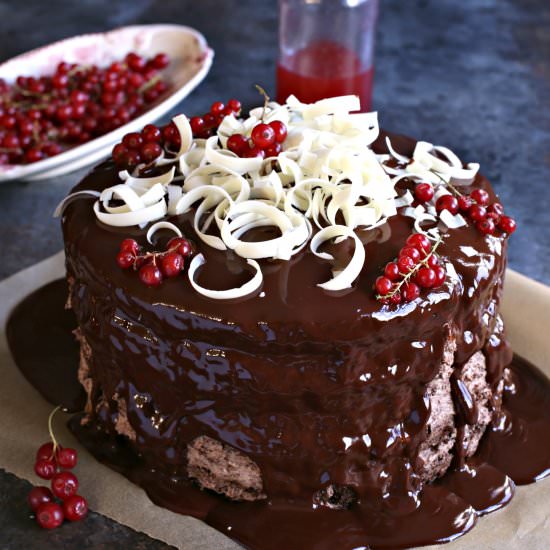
[49,131,549,548]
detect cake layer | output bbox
[62,131,512,505]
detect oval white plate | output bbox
[0,24,214,183]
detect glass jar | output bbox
[277,0,379,111]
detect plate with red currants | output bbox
[0,24,213,182]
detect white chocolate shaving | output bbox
[385,137,409,163]
[53,190,100,217]
[394,190,414,208]
[59,94,484,299]
[188,254,262,300]
[310,225,365,290]
[146,221,182,244]
[439,210,467,229]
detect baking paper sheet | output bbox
[0,252,548,549]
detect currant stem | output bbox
[254,84,270,122]
[434,172,464,198]
[138,74,161,94]
[376,236,443,300]
[47,405,62,453]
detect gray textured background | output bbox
[0,0,549,547]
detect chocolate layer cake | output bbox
[58,95,516,544]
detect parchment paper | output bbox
[0,252,548,549]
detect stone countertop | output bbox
[0,0,548,547]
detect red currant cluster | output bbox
[116,237,193,287]
[30,408,87,529]
[227,120,287,159]
[189,99,242,139]
[112,123,172,170]
[415,183,517,237]
[375,233,447,304]
[111,98,243,171]
[0,52,170,166]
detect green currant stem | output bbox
[138,74,160,94]
[376,236,443,300]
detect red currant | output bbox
[125,52,145,72]
[436,195,459,215]
[116,251,135,269]
[36,502,64,530]
[152,53,170,69]
[251,123,276,148]
[416,267,436,288]
[498,215,516,234]
[269,120,287,143]
[406,233,432,254]
[390,291,402,305]
[141,124,162,143]
[122,132,142,150]
[227,98,241,113]
[399,246,421,263]
[140,141,162,163]
[28,486,54,511]
[488,203,505,216]
[397,255,415,274]
[203,113,217,129]
[125,149,142,168]
[227,134,249,156]
[210,101,225,115]
[120,238,139,254]
[166,237,193,258]
[426,253,439,269]
[36,442,57,462]
[433,265,447,287]
[139,264,163,287]
[160,252,184,278]
[35,459,57,480]
[264,142,282,157]
[414,183,434,203]
[243,145,265,159]
[57,448,77,470]
[70,90,89,104]
[468,204,487,222]
[458,195,473,212]
[190,116,205,135]
[375,276,392,295]
[56,104,73,121]
[471,188,489,206]
[51,471,79,500]
[403,282,420,302]
[384,262,400,281]
[2,133,20,148]
[476,218,496,235]
[52,73,69,89]
[63,495,88,522]
[112,143,128,165]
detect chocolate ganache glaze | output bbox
[8,128,547,548]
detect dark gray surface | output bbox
[0,0,549,548]
[0,468,174,549]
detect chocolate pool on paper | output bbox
[6,282,550,548]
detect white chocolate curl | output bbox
[188,254,263,300]
[55,94,481,298]
[311,225,366,290]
